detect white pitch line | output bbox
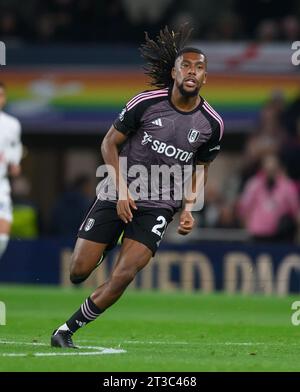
[1,349,126,357]
[0,339,126,356]
[1,338,293,351]
[124,340,189,345]
[36,348,126,356]
[224,342,266,346]
[78,339,291,347]
[121,341,265,346]
[78,339,190,345]
[78,339,234,345]
[0,340,117,350]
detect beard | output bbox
[178,82,200,97]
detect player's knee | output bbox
[70,274,85,285]
[69,254,89,283]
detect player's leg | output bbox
[0,219,10,260]
[51,238,152,348]
[88,208,174,309]
[90,238,152,309]
[69,238,108,284]
[51,200,125,348]
[51,238,110,349]
[51,207,173,348]
[70,199,124,284]
[51,238,108,348]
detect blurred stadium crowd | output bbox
[0,0,299,44]
[198,93,300,243]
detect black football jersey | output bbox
[97,88,224,211]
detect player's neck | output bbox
[170,88,200,112]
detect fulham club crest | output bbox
[187,129,200,143]
[84,218,95,232]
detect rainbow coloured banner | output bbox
[1,68,299,133]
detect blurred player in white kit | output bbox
[0,82,22,260]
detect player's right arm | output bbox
[103,93,147,222]
[101,125,137,224]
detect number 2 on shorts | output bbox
[151,216,167,237]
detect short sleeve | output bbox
[194,121,223,163]
[113,93,144,135]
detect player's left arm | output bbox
[7,119,22,177]
[178,118,223,236]
[177,162,209,235]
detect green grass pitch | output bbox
[0,285,300,372]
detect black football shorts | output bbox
[78,199,174,255]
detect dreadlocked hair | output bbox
[139,24,193,89]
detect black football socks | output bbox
[62,297,103,334]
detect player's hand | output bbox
[177,211,194,235]
[117,196,137,223]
